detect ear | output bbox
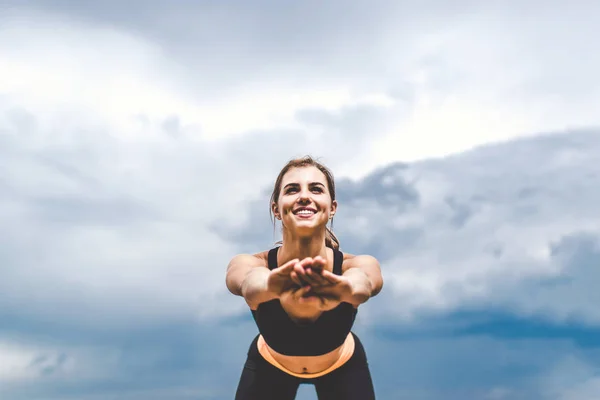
[271,202,281,220]
[330,200,338,219]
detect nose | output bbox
[297,191,311,204]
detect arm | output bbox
[226,254,278,309]
[310,253,384,308]
[341,254,384,307]
[226,253,301,309]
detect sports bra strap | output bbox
[333,248,343,275]
[267,247,278,270]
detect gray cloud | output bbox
[337,163,419,209]
[2,1,600,398]
[212,160,422,260]
[222,129,600,326]
[7,0,599,110]
[4,310,596,400]
[1,0,402,96]
[3,120,600,398]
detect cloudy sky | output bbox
[1,1,599,399]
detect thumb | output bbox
[274,258,299,275]
[321,270,343,284]
[295,285,313,299]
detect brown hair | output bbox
[270,155,340,250]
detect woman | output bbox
[226,156,383,399]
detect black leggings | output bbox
[234,332,376,400]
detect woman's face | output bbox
[274,166,337,235]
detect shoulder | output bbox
[341,252,380,273]
[228,250,269,268]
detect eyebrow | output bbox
[283,182,326,189]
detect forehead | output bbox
[281,166,327,185]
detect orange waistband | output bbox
[257,333,355,379]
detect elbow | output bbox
[225,271,243,297]
[371,276,383,297]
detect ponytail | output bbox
[325,227,340,250]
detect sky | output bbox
[1,1,599,399]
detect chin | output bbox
[291,221,327,236]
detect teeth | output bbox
[297,210,315,215]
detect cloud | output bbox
[537,353,600,400]
[0,337,124,398]
[359,130,600,322]
[0,4,414,333]
[223,129,600,326]
[5,0,600,168]
[0,318,260,400]
[2,1,600,399]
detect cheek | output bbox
[280,201,294,214]
[320,199,333,210]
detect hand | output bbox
[281,275,353,312]
[279,283,343,313]
[291,259,355,310]
[266,258,300,297]
[290,256,330,288]
[308,271,354,307]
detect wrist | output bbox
[342,277,372,306]
[243,269,279,304]
[265,275,283,299]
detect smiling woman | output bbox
[226,155,383,399]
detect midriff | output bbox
[257,332,355,377]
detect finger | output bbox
[300,267,323,286]
[321,270,342,284]
[310,286,340,301]
[304,288,339,306]
[295,285,313,300]
[275,258,300,275]
[298,257,314,267]
[298,287,327,306]
[290,271,305,286]
[318,292,340,301]
[311,256,326,271]
[297,258,315,273]
[294,262,309,281]
[305,268,331,286]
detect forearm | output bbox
[342,268,374,306]
[240,268,279,307]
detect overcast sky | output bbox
[1,1,599,399]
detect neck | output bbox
[278,229,328,262]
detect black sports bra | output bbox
[250,246,358,356]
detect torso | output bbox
[252,247,356,374]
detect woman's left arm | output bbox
[341,254,384,306]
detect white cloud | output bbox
[0,339,119,385]
[0,342,42,382]
[537,353,600,400]
[0,9,399,146]
[349,131,600,325]
[5,1,599,179]
[1,3,600,399]
[1,0,600,334]
[559,377,600,400]
[0,7,413,328]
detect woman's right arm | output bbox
[226,254,278,309]
[226,254,304,309]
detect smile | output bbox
[293,207,317,217]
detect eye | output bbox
[312,187,323,193]
[285,187,298,194]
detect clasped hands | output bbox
[267,256,353,310]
